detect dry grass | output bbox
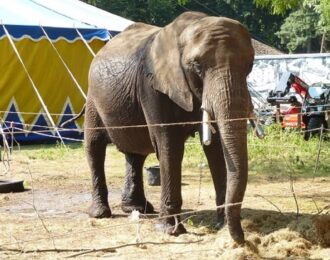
[0,142,330,259]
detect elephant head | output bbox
[149,12,254,243]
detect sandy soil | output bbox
[0,146,330,259]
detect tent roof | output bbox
[0,0,133,41]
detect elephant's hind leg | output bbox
[85,100,111,218]
[121,153,154,214]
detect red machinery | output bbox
[267,72,330,139]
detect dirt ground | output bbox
[0,145,330,259]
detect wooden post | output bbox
[320,33,326,53]
[276,104,281,124]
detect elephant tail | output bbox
[60,104,86,128]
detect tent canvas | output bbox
[0,0,133,143]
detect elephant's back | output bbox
[88,22,160,96]
[97,23,160,58]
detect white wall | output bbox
[248,54,330,98]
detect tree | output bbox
[254,0,330,52]
[80,0,285,51]
[175,0,285,51]
[276,7,320,52]
[81,0,180,26]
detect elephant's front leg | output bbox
[155,129,186,235]
[200,125,227,229]
[121,153,154,213]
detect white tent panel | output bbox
[33,0,134,31]
[0,0,133,32]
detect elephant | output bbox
[85,11,254,244]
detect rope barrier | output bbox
[0,106,329,117]
[1,118,328,133]
[0,119,328,256]
[0,111,79,116]
[0,201,242,248]
[10,127,83,143]
[1,126,307,149]
[0,116,328,146]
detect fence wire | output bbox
[0,108,329,258]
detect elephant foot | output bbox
[214,216,226,230]
[155,218,187,236]
[121,200,155,214]
[232,234,245,245]
[229,227,245,245]
[214,213,226,230]
[88,202,112,218]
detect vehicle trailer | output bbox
[267,72,330,140]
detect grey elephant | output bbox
[85,11,254,244]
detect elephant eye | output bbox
[192,62,203,77]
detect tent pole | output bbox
[1,24,65,146]
[40,25,87,100]
[75,27,96,57]
[0,119,10,167]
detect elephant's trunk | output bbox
[203,70,251,244]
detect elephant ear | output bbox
[149,12,207,112]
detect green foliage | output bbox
[276,7,320,52]
[80,0,285,51]
[254,0,301,14]
[248,125,330,179]
[254,0,330,52]
[181,126,330,180]
[81,0,180,26]
[80,0,330,52]
[179,0,285,49]
[321,0,330,24]
[146,126,330,180]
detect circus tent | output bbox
[0,0,133,144]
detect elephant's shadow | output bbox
[185,208,318,237]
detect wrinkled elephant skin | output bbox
[85,11,254,243]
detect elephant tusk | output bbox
[202,108,212,146]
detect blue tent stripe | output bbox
[0,25,115,41]
[58,104,84,141]
[0,103,84,144]
[1,104,26,142]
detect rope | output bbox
[0,122,11,173]
[40,25,87,100]
[1,125,314,149]
[0,201,242,248]
[0,111,78,116]
[0,107,329,118]
[75,27,96,57]
[0,117,328,137]
[11,127,83,143]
